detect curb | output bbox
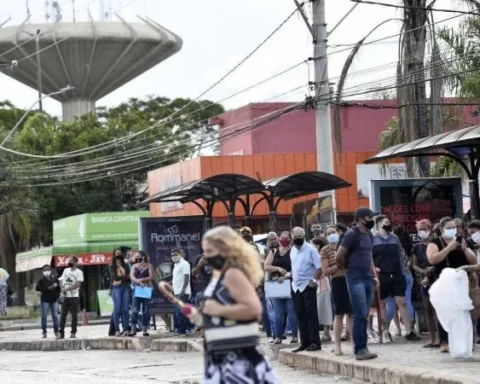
[278,350,480,384]
[0,338,136,352]
[0,320,111,333]
[150,338,203,353]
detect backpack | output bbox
[339,227,374,268]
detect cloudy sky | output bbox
[0,0,468,118]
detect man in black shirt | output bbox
[35,264,61,338]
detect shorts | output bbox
[331,276,352,315]
[379,273,406,300]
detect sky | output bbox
[0,0,469,118]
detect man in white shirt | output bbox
[171,248,192,335]
[57,256,84,339]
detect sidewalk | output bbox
[279,339,480,384]
[0,318,110,332]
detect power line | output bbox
[349,0,480,16]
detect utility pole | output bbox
[35,30,43,113]
[312,0,335,224]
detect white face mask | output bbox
[172,255,182,263]
[472,231,480,244]
[443,228,457,239]
[327,233,339,244]
[418,230,430,240]
[43,270,51,277]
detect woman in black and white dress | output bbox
[186,226,278,384]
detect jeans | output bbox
[59,297,79,335]
[347,277,375,354]
[386,274,415,322]
[272,298,298,338]
[174,294,192,334]
[41,301,59,334]
[261,294,275,338]
[112,285,130,333]
[131,296,150,332]
[292,287,321,347]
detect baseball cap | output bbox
[354,207,379,220]
[239,226,253,235]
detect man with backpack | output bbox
[336,207,379,361]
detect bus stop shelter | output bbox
[365,125,480,219]
[142,171,351,230]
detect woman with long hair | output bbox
[264,231,298,344]
[321,225,352,355]
[184,226,278,383]
[427,217,477,353]
[130,251,155,336]
[411,219,438,348]
[109,248,131,336]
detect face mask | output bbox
[382,224,392,232]
[293,238,305,247]
[364,220,375,230]
[472,231,480,244]
[172,255,181,263]
[115,256,123,261]
[67,262,74,268]
[443,228,457,239]
[418,230,430,240]
[242,235,252,242]
[269,241,279,249]
[279,239,290,247]
[206,255,225,270]
[327,233,339,244]
[43,270,51,277]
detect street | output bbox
[0,350,350,384]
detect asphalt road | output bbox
[0,350,351,384]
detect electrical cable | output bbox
[349,0,480,16]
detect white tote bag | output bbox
[264,280,291,299]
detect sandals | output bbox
[423,342,440,348]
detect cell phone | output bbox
[456,236,463,249]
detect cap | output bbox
[239,226,253,235]
[354,207,379,219]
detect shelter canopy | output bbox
[16,247,53,272]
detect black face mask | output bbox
[242,235,253,243]
[293,238,305,247]
[67,262,74,268]
[364,220,375,230]
[115,255,123,261]
[206,255,226,270]
[383,224,392,232]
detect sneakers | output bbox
[405,331,421,341]
[355,348,378,360]
[382,330,392,344]
[42,332,47,339]
[56,334,65,340]
[70,333,76,339]
[305,343,321,351]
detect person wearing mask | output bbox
[0,267,9,316]
[171,248,193,335]
[57,256,84,339]
[109,249,131,337]
[321,225,352,355]
[336,207,379,361]
[312,238,333,342]
[335,223,348,246]
[261,231,279,342]
[311,223,328,248]
[264,231,298,344]
[427,216,477,353]
[467,220,480,259]
[374,217,420,342]
[239,226,261,254]
[411,219,438,348]
[130,251,155,336]
[181,226,278,383]
[192,251,212,306]
[290,227,322,352]
[36,265,61,338]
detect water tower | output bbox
[0,1,182,121]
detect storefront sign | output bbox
[139,216,204,312]
[16,247,53,272]
[54,253,112,267]
[53,211,149,245]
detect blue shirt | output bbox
[341,228,373,280]
[290,242,320,292]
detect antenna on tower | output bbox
[52,1,62,23]
[45,0,50,22]
[25,0,31,18]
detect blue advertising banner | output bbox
[139,216,204,312]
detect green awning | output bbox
[16,247,53,272]
[52,240,140,256]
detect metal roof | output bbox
[142,173,266,205]
[264,171,352,199]
[365,125,480,163]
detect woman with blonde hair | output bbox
[185,226,278,383]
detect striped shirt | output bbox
[320,244,345,278]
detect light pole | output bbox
[0,86,74,147]
[35,30,43,113]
